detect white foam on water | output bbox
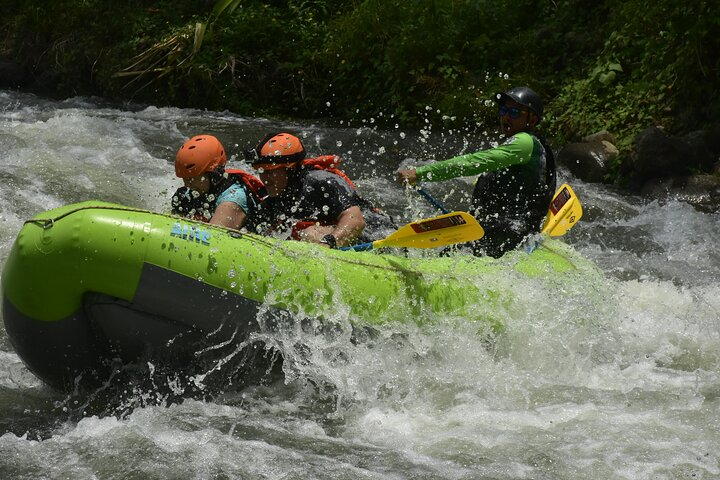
[0,351,43,389]
[1,91,720,479]
[266,248,720,479]
[1,101,179,213]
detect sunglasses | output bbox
[498,105,527,119]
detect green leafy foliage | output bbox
[3,0,719,182]
[545,0,719,179]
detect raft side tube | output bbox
[2,202,152,322]
[3,261,268,391]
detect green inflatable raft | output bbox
[1,201,598,391]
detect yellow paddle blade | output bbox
[374,211,484,249]
[541,183,583,236]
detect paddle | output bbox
[524,183,583,252]
[541,183,583,236]
[416,187,449,214]
[341,211,484,251]
[416,182,582,237]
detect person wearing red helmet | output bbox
[244,132,376,248]
[172,134,267,229]
[396,86,556,258]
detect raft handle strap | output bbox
[24,205,158,229]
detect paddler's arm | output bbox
[299,205,366,247]
[396,133,535,185]
[329,205,365,247]
[210,201,247,229]
[209,183,250,229]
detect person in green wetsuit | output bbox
[396,86,556,258]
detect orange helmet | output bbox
[246,132,306,167]
[175,135,227,178]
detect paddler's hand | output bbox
[395,168,418,186]
[298,224,335,245]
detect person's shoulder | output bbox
[217,182,248,204]
[509,131,535,142]
[303,168,335,181]
[500,131,536,149]
[302,168,347,187]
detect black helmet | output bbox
[494,87,544,121]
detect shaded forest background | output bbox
[2,0,718,183]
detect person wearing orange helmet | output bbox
[244,132,372,248]
[172,134,267,229]
[396,86,556,257]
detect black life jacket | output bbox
[471,133,556,235]
[249,155,394,238]
[302,155,355,188]
[171,169,267,222]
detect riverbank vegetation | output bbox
[2,0,718,181]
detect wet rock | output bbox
[623,126,720,211]
[681,127,720,172]
[640,174,720,213]
[629,127,695,188]
[582,130,617,145]
[557,133,618,183]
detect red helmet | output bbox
[175,135,227,178]
[247,132,306,167]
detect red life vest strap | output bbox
[302,155,356,189]
[226,168,268,201]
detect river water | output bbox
[1,90,718,479]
